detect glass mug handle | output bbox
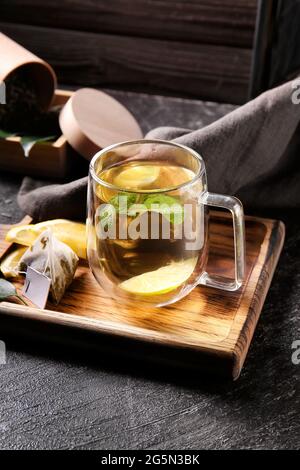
[199,192,246,292]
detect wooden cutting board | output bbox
[0,213,285,380]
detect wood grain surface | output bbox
[0,22,252,104]
[0,212,285,380]
[0,0,258,47]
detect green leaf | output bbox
[0,278,28,305]
[98,204,116,230]
[20,135,56,157]
[0,130,57,154]
[109,192,139,214]
[143,194,184,225]
[0,278,17,300]
[104,192,184,226]
[0,129,15,139]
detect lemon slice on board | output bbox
[34,220,87,259]
[5,224,37,246]
[114,165,160,190]
[119,257,197,295]
[0,246,27,278]
[5,219,87,259]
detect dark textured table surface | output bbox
[0,91,299,450]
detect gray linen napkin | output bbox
[18,79,300,221]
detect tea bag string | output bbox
[42,230,53,277]
[42,249,50,276]
[16,267,27,275]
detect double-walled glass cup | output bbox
[87,140,245,307]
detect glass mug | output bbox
[87,140,245,307]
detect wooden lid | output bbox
[59,88,143,160]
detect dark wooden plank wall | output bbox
[0,0,258,104]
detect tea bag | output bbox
[19,229,79,304]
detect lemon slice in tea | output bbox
[0,246,27,278]
[113,164,160,189]
[119,257,197,295]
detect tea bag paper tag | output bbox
[22,266,51,309]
